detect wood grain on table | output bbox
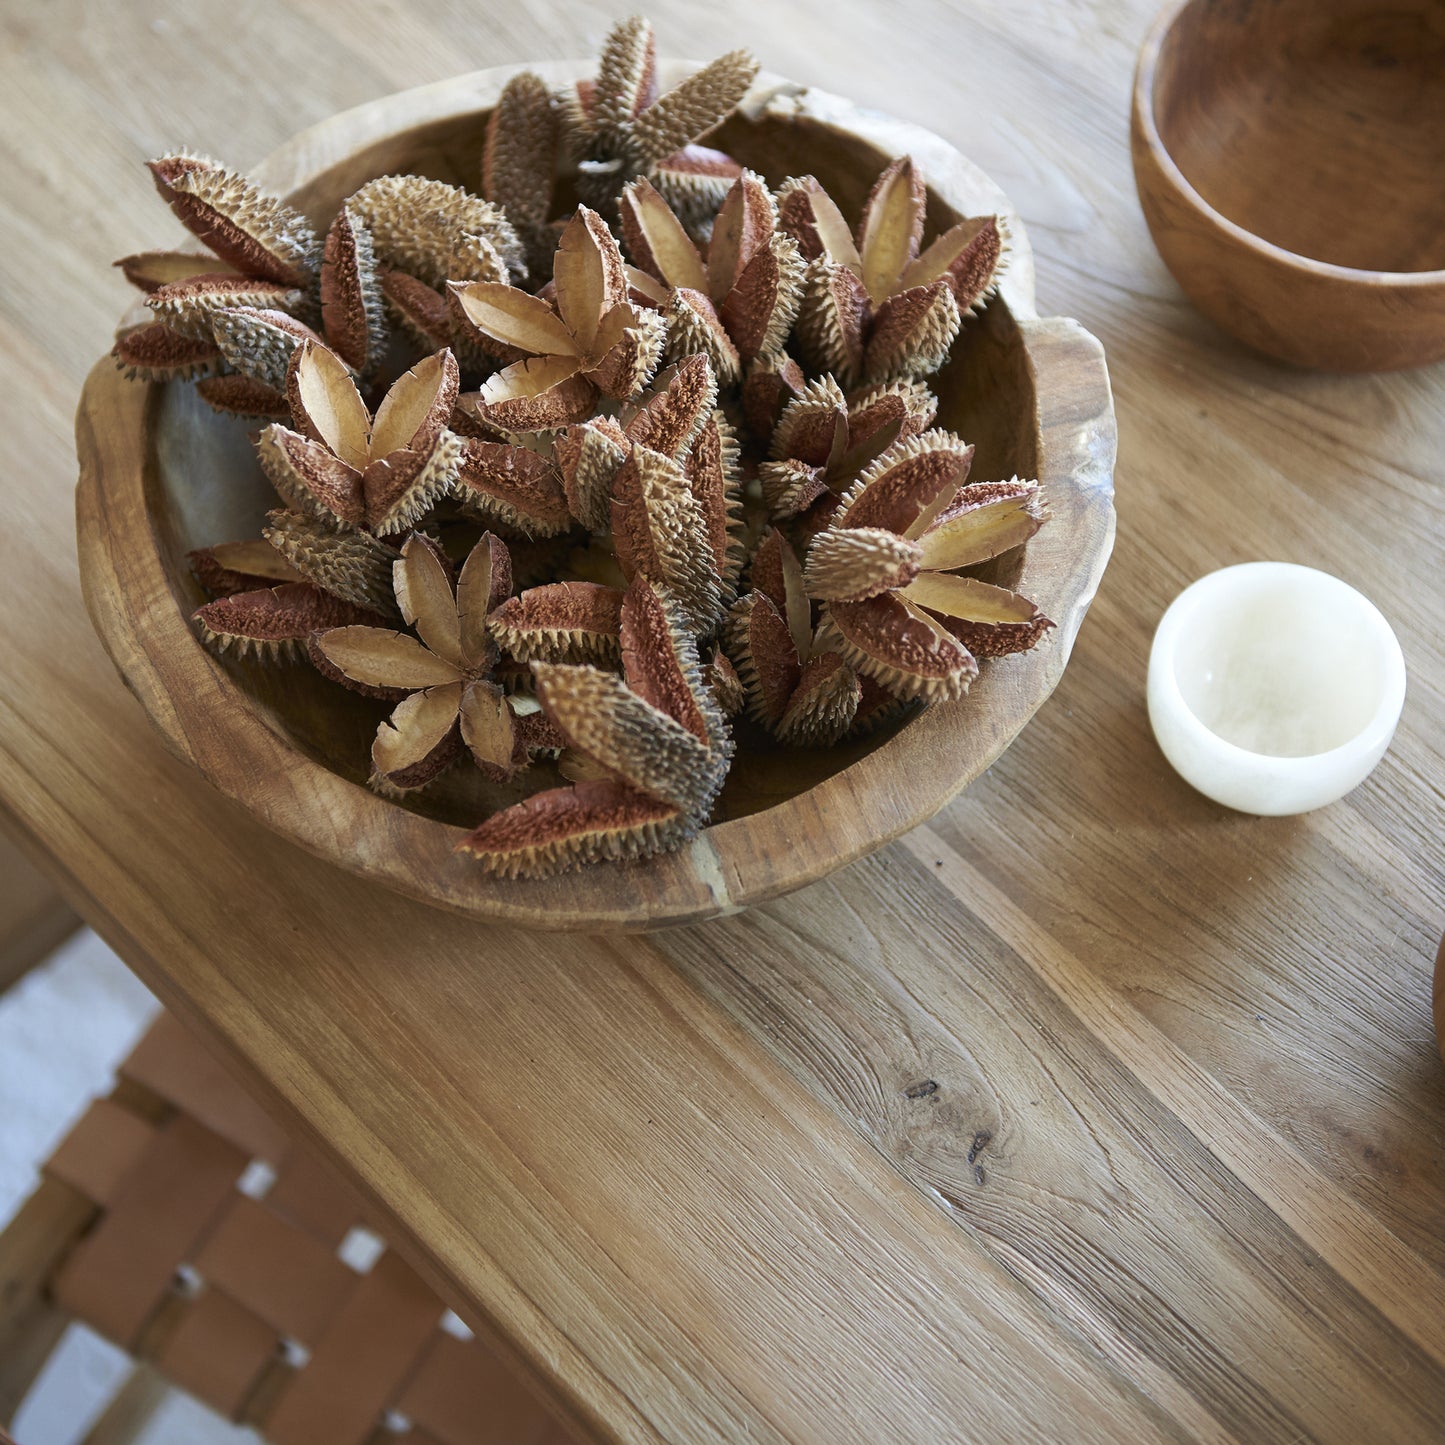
[1,2,1442,1442]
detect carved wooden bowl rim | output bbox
[75,62,1117,931]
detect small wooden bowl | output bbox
[1132,0,1445,370]
[75,64,1116,931]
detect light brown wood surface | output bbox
[1132,0,1445,370]
[74,65,1117,929]
[2,2,1444,1442]
[0,834,79,992]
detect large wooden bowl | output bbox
[76,63,1116,931]
[1132,0,1445,371]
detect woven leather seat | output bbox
[0,1013,576,1445]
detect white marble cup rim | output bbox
[1147,561,1406,814]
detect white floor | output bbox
[1,931,251,1444]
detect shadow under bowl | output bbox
[1132,0,1445,370]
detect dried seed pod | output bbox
[776,652,861,748]
[487,581,625,665]
[348,174,521,286]
[209,307,325,392]
[451,208,666,429]
[147,275,306,341]
[532,661,726,816]
[781,158,1003,384]
[263,509,399,617]
[194,374,290,421]
[195,583,383,661]
[190,540,305,596]
[455,439,574,538]
[456,779,694,879]
[803,526,922,603]
[113,322,222,382]
[821,592,979,703]
[147,153,321,288]
[320,204,387,375]
[570,17,757,225]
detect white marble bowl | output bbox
[1148,563,1405,815]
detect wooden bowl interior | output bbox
[1151,0,1445,272]
[146,106,1038,829]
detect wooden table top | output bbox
[3,2,1443,1441]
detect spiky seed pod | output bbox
[263,509,399,618]
[209,307,324,391]
[836,429,976,534]
[455,439,574,539]
[587,305,668,400]
[610,445,722,633]
[453,210,664,426]
[685,412,746,595]
[116,250,233,292]
[719,233,806,363]
[365,429,465,537]
[901,214,1007,316]
[147,154,321,288]
[652,149,743,241]
[321,205,387,375]
[113,322,222,381]
[306,533,521,791]
[465,362,598,433]
[864,281,961,384]
[256,425,365,524]
[554,420,629,533]
[590,14,657,128]
[857,157,927,300]
[487,581,625,665]
[664,290,741,383]
[620,576,729,758]
[456,779,694,880]
[846,376,938,455]
[483,71,561,282]
[621,168,798,370]
[532,661,727,815]
[194,374,290,420]
[775,175,855,264]
[804,527,922,602]
[706,647,745,718]
[146,275,307,342]
[194,583,382,662]
[757,459,830,522]
[747,527,814,659]
[724,591,801,727]
[820,594,979,703]
[795,259,870,385]
[770,374,848,464]
[898,573,1054,658]
[571,19,756,227]
[629,50,759,172]
[937,597,1054,657]
[776,652,861,748]
[780,160,1002,386]
[347,175,522,287]
[916,478,1045,571]
[380,269,452,352]
[621,354,717,460]
[190,540,305,596]
[367,695,468,794]
[741,351,806,442]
